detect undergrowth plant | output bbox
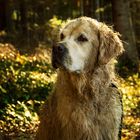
[0,44,56,137]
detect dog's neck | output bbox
[55,62,115,99]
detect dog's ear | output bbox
[98,23,124,65]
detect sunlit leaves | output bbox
[119,74,140,140]
[0,44,56,139]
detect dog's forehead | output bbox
[62,21,85,35]
[61,18,99,36]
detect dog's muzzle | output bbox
[52,43,67,69]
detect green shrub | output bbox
[0,44,56,135]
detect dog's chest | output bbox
[56,92,122,140]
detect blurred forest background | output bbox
[0,0,139,140]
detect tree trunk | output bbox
[0,0,7,30]
[130,0,140,59]
[111,0,139,71]
[95,0,100,21]
[0,0,13,32]
[80,0,84,16]
[19,0,27,34]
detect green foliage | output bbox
[1,101,39,133]
[0,55,54,104]
[0,44,56,137]
[119,74,140,140]
[121,74,140,115]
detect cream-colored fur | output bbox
[35,17,124,140]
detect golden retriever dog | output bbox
[35,17,124,140]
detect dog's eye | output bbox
[60,33,65,40]
[77,34,88,42]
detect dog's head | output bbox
[52,17,124,73]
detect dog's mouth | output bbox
[52,57,82,75]
[52,56,65,69]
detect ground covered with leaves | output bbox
[0,44,139,140]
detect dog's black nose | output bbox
[52,43,66,54]
[52,43,67,69]
[56,43,66,53]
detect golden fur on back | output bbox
[35,17,124,140]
